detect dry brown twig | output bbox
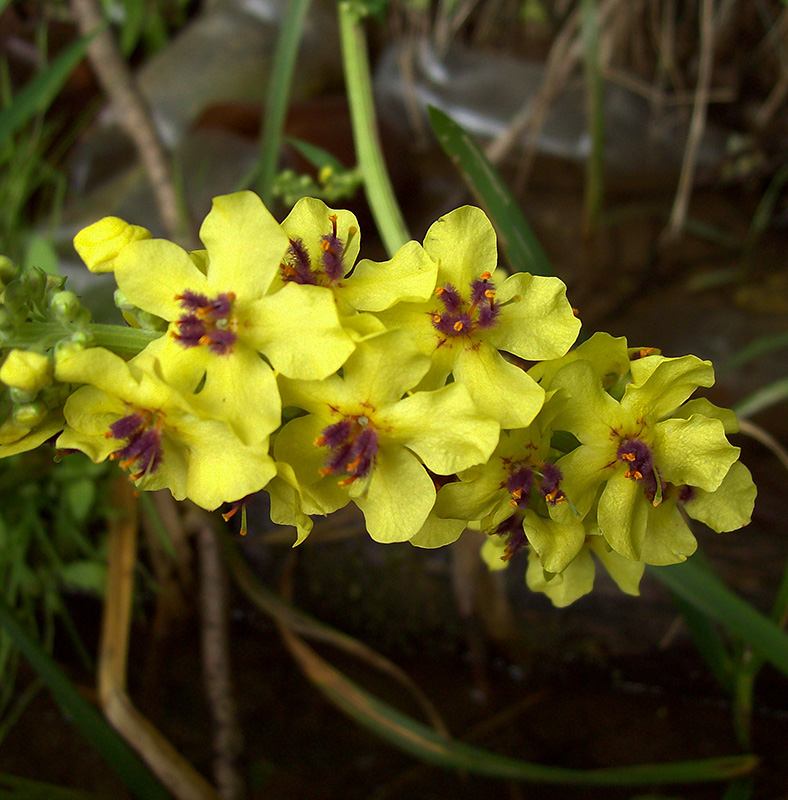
[100,480,221,800]
[193,516,247,800]
[663,0,716,242]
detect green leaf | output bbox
[223,529,755,786]
[0,771,107,799]
[59,561,106,595]
[0,601,172,800]
[648,556,788,679]
[427,105,553,277]
[284,136,346,173]
[733,377,788,419]
[0,31,98,145]
[669,592,734,693]
[64,479,97,524]
[281,626,755,785]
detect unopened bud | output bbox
[0,256,17,286]
[50,290,89,326]
[0,349,53,393]
[73,217,152,273]
[13,402,48,428]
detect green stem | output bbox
[256,0,313,206]
[338,1,409,256]
[3,322,161,357]
[581,0,605,237]
[731,648,756,751]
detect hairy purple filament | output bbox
[316,415,379,487]
[172,290,237,355]
[431,271,501,338]
[106,410,164,479]
[492,459,566,561]
[280,214,354,287]
[617,437,661,501]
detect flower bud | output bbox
[0,255,17,287]
[73,217,152,273]
[0,349,53,393]
[13,402,48,428]
[49,290,84,324]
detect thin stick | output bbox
[196,520,247,800]
[663,0,716,242]
[99,479,221,800]
[69,0,184,242]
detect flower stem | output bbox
[338,1,410,257]
[3,322,161,357]
[256,0,313,206]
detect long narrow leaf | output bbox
[0,31,97,145]
[670,592,734,693]
[280,626,755,785]
[0,602,171,800]
[733,377,788,419]
[648,558,788,678]
[428,105,553,276]
[221,530,449,735]
[0,772,107,800]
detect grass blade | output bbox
[0,772,108,799]
[0,601,172,800]
[428,105,553,276]
[648,558,788,679]
[280,626,755,785]
[221,529,449,735]
[670,592,734,693]
[256,0,312,206]
[733,377,788,419]
[0,31,97,145]
[719,332,788,374]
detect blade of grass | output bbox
[339,1,409,256]
[648,557,788,679]
[279,625,755,785]
[719,332,788,374]
[256,0,312,206]
[285,136,346,173]
[0,31,97,145]
[668,592,734,693]
[0,772,108,800]
[733,377,788,419]
[0,601,172,800]
[428,106,553,276]
[219,528,448,735]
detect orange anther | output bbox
[453,320,464,332]
[480,271,492,280]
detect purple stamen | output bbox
[108,411,164,479]
[282,238,318,285]
[172,290,237,354]
[317,416,379,484]
[539,462,565,505]
[321,216,345,284]
[109,413,145,440]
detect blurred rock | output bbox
[375,39,727,178]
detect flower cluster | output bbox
[0,192,755,605]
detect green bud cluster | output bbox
[0,261,94,456]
